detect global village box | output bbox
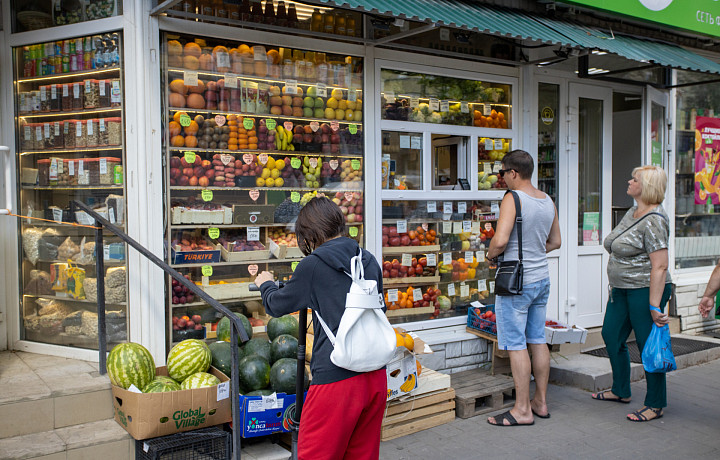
[111,366,232,440]
[238,391,307,438]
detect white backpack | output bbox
[315,248,397,372]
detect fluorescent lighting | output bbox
[591,50,607,55]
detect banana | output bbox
[284,127,292,145]
[288,144,295,151]
[274,134,280,150]
[400,373,416,392]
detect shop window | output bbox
[538,83,559,206]
[12,0,122,33]
[478,137,511,191]
[382,131,422,190]
[432,135,468,190]
[675,74,720,269]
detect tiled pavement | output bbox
[379,358,720,460]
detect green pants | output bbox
[601,284,672,408]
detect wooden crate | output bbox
[451,369,515,419]
[381,388,456,441]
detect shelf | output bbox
[20,147,123,156]
[538,178,555,181]
[22,185,124,190]
[170,258,304,268]
[676,172,695,176]
[538,160,556,164]
[169,107,362,126]
[23,293,126,306]
[19,107,122,119]
[173,296,262,308]
[170,185,362,192]
[170,222,362,229]
[35,258,126,266]
[381,218,443,225]
[384,93,511,108]
[168,147,362,159]
[382,245,441,255]
[167,67,360,92]
[383,275,440,286]
[386,306,435,318]
[16,66,121,83]
[676,213,720,218]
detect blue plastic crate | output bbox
[467,304,497,336]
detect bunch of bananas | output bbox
[399,373,417,392]
[274,125,295,151]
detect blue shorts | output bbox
[496,278,551,351]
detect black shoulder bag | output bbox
[495,191,523,296]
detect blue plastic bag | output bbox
[641,323,677,373]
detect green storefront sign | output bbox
[567,0,720,38]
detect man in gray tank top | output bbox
[487,150,561,427]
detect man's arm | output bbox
[546,206,561,253]
[487,193,516,260]
[699,259,720,318]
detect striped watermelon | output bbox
[180,372,221,389]
[167,339,211,382]
[143,377,181,393]
[106,342,156,390]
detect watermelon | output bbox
[246,389,275,396]
[270,358,308,394]
[167,339,211,382]
[180,372,221,389]
[270,334,298,363]
[209,341,234,377]
[106,342,156,390]
[217,312,253,343]
[143,377,181,393]
[238,355,271,392]
[243,338,272,363]
[267,315,299,341]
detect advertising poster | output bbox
[694,116,720,205]
[582,212,600,246]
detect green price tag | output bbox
[349,227,358,237]
[266,119,277,130]
[184,151,196,164]
[243,118,254,130]
[201,265,213,277]
[201,190,214,201]
[179,114,192,127]
[348,124,357,135]
[291,157,301,169]
[291,191,300,202]
[208,227,220,239]
[351,159,361,170]
[291,261,299,272]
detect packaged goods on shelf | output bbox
[34,123,46,150]
[84,79,100,108]
[106,117,122,145]
[40,85,50,112]
[61,84,73,110]
[171,203,233,225]
[24,270,53,296]
[110,79,122,107]
[50,121,64,148]
[72,82,84,110]
[49,84,61,111]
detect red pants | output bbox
[298,368,387,460]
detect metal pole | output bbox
[292,308,308,460]
[95,221,107,375]
[230,325,242,460]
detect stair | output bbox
[0,351,133,460]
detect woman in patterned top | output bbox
[591,165,672,422]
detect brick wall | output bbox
[675,283,720,334]
[413,328,492,374]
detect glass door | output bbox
[568,84,612,328]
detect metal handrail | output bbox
[72,200,248,459]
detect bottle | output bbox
[315,52,328,84]
[287,3,298,28]
[226,0,241,21]
[174,0,195,12]
[334,13,346,35]
[324,11,335,34]
[275,1,287,27]
[201,0,214,16]
[263,0,275,25]
[281,47,293,79]
[293,49,305,80]
[346,14,356,36]
[215,0,227,17]
[250,0,263,22]
[310,8,323,32]
[238,0,250,21]
[304,50,316,81]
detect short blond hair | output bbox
[632,165,667,205]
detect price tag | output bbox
[413,288,422,300]
[253,45,266,60]
[63,84,69,97]
[460,102,469,113]
[348,124,358,135]
[457,202,467,214]
[264,119,276,130]
[401,254,412,266]
[472,221,481,233]
[201,190,214,201]
[328,159,339,170]
[52,208,63,223]
[485,139,494,151]
[429,98,439,111]
[284,80,298,95]
[201,265,213,277]
[484,104,492,116]
[494,161,502,173]
[73,83,81,98]
[478,279,487,291]
[247,264,258,276]
[310,121,320,132]
[491,202,500,216]
[179,114,192,127]
[291,157,301,168]
[75,122,82,137]
[249,189,260,201]
[410,136,422,150]
[68,160,75,176]
[465,251,474,263]
[99,119,105,132]
[51,85,57,99]
[220,154,233,165]
[427,201,436,213]
[330,120,339,131]
[316,83,327,98]
[24,126,31,140]
[409,96,419,108]
[217,381,230,401]
[309,157,318,168]
[476,250,486,262]
[103,245,111,260]
[422,223,429,232]
[442,221,452,234]
[351,159,361,170]
[215,115,226,127]
[79,160,85,175]
[462,221,471,232]
[349,226,358,237]
[184,70,198,87]
[40,86,47,101]
[87,120,95,136]
[184,151,196,164]
[290,191,301,203]
[44,123,50,138]
[495,139,503,150]
[208,228,220,239]
[258,153,268,165]
[440,100,449,112]
[99,158,107,174]
[348,88,357,102]
[442,253,452,266]
[426,253,437,266]
[243,118,254,130]
[396,220,407,234]
[243,153,254,165]
[452,222,462,234]
[489,281,495,294]
[388,289,399,302]
[443,202,453,214]
[54,121,60,136]
[384,90,395,101]
[283,121,293,132]
[291,261,300,271]
[440,28,450,41]
[108,207,116,224]
[224,73,238,88]
[447,283,456,296]
[460,284,469,297]
[247,227,260,241]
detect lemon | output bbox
[271,169,280,179]
[266,157,276,170]
[261,168,271,179]
[256,177,265,187]
[338,99,348,111]
[326,98,339,109]
[265,177,275,187]
[274,159,285,170]
[274,177,284,187]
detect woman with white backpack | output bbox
[255,197,389,460]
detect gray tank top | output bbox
[502,190,555,285]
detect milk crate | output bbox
[135,427,231,460]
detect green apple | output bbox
[307,86,317,98]
[303,96,314,108]
[314,97,325,109]
[314,108,325,118]
[303,107,314,117]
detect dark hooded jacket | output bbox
[260,237,384,385]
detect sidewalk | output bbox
[380,358,720,460]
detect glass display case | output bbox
[478,137,511,190]
[537,83,559,206]
[12,0,122,33]
[14,33,128,349]
[162,33,364,346]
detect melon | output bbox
[267,315,298,341]
[184,42,202,58]
[106,342,156,390]
[246,389,275,396]
[143,377,181,393]
[270,334,298,363]
[187,80,206,94]
[208,341,233,377]
[167,40,183,56]
[270,358,308,395]
[241,337,269,361]
[169,93,186,108]
[238,355,271,392]
[169,79,187,95]
[167,339,211,382]
[186,93,205,109]
[217,312,253,343]
[181,372,221,389]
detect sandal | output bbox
[487,410,534,427]
[591,390,631,404]
[627,406,663,422]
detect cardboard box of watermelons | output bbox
[110,366,232,440]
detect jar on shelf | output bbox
[72,82,84,110]
[96,157,122,185]
[86,118,99,147]
[49,84,61,111]
[34,123,46,150]
[30,90,41,113]
[106,117,122,145]
[98,79,111,107]
[84,79,100,109]
[39,85,50,112]
[110,79,122,107]
[97,118,109,146]
[58,159,70,186]
[77,158,91,185]
[20,120,34,151]
[61,84,73,111]
[69,119,87,148]
[63,119,76,149]
[51,121,64,149]
[66,158,79,185]
[42,122,55,149]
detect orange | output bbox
[184,120,199,135]
[168,121,181,136]
[404,334,414,351]
[184,42,202,58]
[416,361,422,375]
[184,135,198,148]
[171,135,185,147]
[183,55,200,70]
[173,111,188,123]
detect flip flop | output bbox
[532,408,551,419]
[487,410,535,427]
[591,390,631,404]
[627,406,663,422]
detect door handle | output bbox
[0,146,11,215]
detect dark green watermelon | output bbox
[238,354,270,392]
[242,338,271,362]
[270,334,298,363]
[208,341,233,377]
[217,312,253,343]
[270,358,309,394]
[267,315,299,341]
[246,388,275,396]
